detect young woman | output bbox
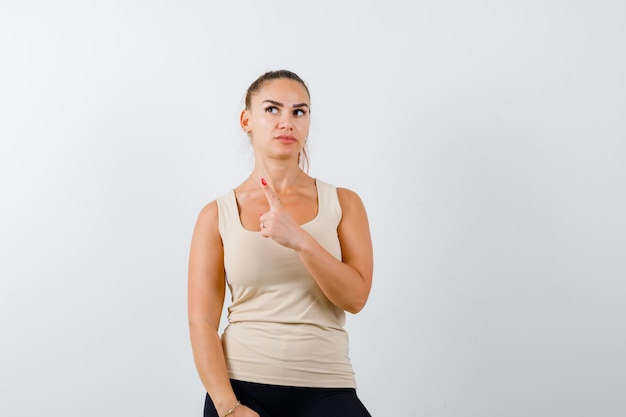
[188,70,373,417]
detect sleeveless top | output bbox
[216,179,356,388]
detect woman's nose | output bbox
[278,113,294,129]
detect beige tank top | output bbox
[217,179,356,388]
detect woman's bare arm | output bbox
[188,201,258,417]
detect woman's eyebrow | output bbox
[262,99,283,107]
[262,99,309,109]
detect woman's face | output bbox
[241,78,310,162]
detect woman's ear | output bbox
[240,109,251,134]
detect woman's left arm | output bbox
[304,187,373,313]
[261,185,373,313]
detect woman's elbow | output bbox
[344,293,369,314]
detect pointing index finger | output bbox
[260,177,281,209]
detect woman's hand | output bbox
[259,179,309,251]
[233,404,259,417]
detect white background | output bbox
[1,1,625,416]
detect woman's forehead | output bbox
[253,79,310,104]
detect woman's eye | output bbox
[265,106,278,114]
[294,109,306,116]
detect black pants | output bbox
[204,380,372,417]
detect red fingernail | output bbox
[261,177,267,186]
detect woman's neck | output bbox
[250,159,307,194]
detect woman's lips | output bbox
[275,135,297,143]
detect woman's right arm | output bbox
[188,201,257,417]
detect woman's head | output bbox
[241,70,311,170]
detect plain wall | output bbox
[1,1,625,416]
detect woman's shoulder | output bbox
[315,179,362,203]
[195,199,219,226]
[314,178,366,214]
[336,187,365,211]
[196,188,237,219]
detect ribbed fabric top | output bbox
[216,179,356,388]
